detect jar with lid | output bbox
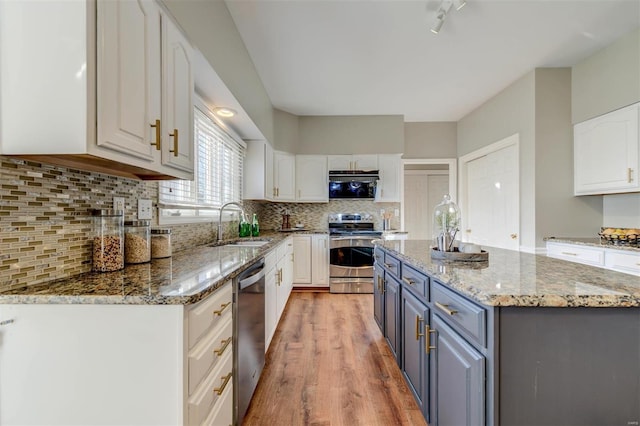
[124,220,151,264]
[151,228,172,259]
[432,194,460,252]
[92,209,124,272]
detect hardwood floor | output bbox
[243,292,427,426]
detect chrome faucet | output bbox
[217,202,245,242]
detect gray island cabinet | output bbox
[373,240,640,426]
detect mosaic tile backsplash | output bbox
[0,156,399,292]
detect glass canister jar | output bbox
[150,228,172,259]
[124,220,151,264]
[432,194,461,252]
[92,209,124,272]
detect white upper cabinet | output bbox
[375,154,402,202]
[273,151,296,201]
[0,0,194,180]
[574,103,639,195]
[244,140,274,201]
[296,155,328,202]
[328,154,378,171]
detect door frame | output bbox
[458,133,520,248]
[401,158,457,232]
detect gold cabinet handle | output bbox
[0,319,15,327]
[383,263,395,269]
[425,326,437,354]
[213,337,232,357]
[273,187,277,197]
[169,128,178,156]
[150,119,161,150]
[291,253,294,262]
[213,372,232,395]
[213,302,231,316]
[415,315,424,341]
[435,301,458,316]
[402,277,415,286]
[629,168,633,183]
[510,233,518,240]
[466,229,472,233]
[561,252,577,256]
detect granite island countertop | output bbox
[375,239,640,308]
[0,233,296,305]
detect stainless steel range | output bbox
[328,213,382,294]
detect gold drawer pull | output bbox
[213,337,232,356]
[629,167,633,183]
[150,119,161,150]
[435,302,458,316]
[383,263,395,269]
[561,252,577,256]
[213,372,232,395]
[402,277,416,286]
[213,302,231,316]
[169,128,179,156]
[425,326,437,354]
[415,315,424,341]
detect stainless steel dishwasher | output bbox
[234,258,266,425]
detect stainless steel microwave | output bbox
[328,170,379,199]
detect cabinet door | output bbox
[265,263,277,350]
[161,13,194,175]
[311,234,329,286]
[244,140,274,201]
[97,0,161,162]
[376,154,402,202]
[353,154,378,171]
[384,274,401,364]
[292,235,312,284]
[274,151,296,201]
[574,103,639,195]
[327,155,352,171]
[431,315,485,426]
[373,265,385,332]
[401,289,430,418]
[296,155,328,201]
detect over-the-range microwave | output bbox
[328,170,379,199]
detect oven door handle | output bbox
[330,236,376,241]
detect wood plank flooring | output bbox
[243,292,427,426]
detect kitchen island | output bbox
[374,239,640,426]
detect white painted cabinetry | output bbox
[574,102,639,195]
[311,234,329,286]
[293,235,312,284]
[296,155,328,202]
[266,238,294,350]
[547,241,640,277]
[376,154,402,202]
[0,281,233,425]
[244,140,274,201]
[273,151,296,201]
[328,154,378,171]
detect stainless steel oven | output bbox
[328,213,381,293]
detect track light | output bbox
[454,0,466,11]
[430,1,452,34]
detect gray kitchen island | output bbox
[373,239,640,426]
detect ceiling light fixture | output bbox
[212,107,237,118]
[454,0,467,11]
[430,0,466,35]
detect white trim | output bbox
[194,95,246,149]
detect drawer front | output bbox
[188,282,232,349]
[431,281,486,348]
[202,382,233,426]
[188,316,233,395]
[546,242,605,266]
[605,250,640,276]
[400,263,429,300]
[382,252,401,279]
[265,249,276,273]
[373,246,384,266]
[187,348,233,426]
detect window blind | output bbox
[159,106,244,213]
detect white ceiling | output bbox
[225,0,640,122]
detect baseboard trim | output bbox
[293,286,330,292]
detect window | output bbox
[159,104,245,223]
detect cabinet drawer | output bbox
[202,381,233,426]
[188,282,232,349]
[188,316,232,396]
[382,252,401,279]
[373,246,384,265]
[187,348,233,426]
[431,281,486,348]
[605,249,640,276]
[401,264,428,300]
[546,242,605,267]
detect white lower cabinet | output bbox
[293,234,329,288]
[605,249,640,276]
[547,241,640,277]
[0,281,233,425]
[293,235,312,284]
[266,238,294,351]
[311,234,329,286]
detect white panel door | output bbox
[404,172,449,240]
[465,143,519,250]
[97,0,161,161]
[161,14,194,174]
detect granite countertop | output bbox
[375,240,640,308]
[0,233,295,305]
[545,236,640,253]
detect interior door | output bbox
[465,143,519,250]
[404,171,449,240]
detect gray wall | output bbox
[162,0,275,144]
[273,109,299,153]
[572,28,640,124]
[534,69,602,245]
[403,122,457,158]
[297,115,404,154]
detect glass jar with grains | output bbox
[92,209,124,272]
[124,220,151,264]
[150,228,172,259]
